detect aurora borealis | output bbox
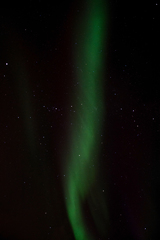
[0,2,160,240]
[62,0,108,239]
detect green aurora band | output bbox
[63,0,108,239]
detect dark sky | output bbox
[0,2,160,240]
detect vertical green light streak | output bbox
[63,1,108,239]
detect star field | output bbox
[0,1,160,240]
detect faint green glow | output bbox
[63,0,108,239]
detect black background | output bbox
[0,1,160,239]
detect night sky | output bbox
[0,1,160,240]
